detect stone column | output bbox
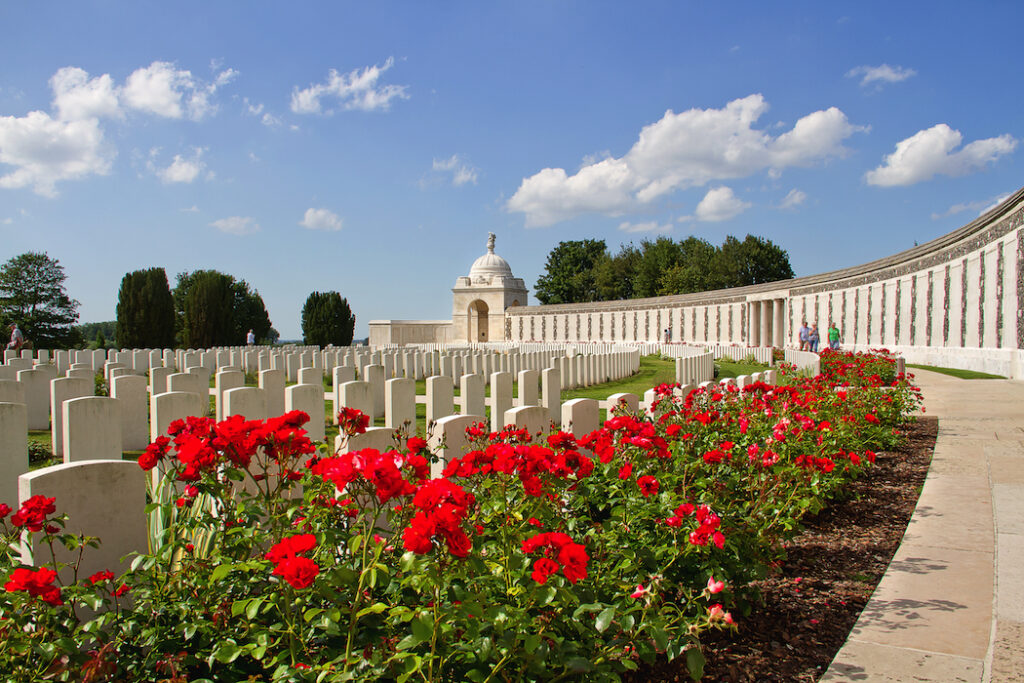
[760,300,771,349]
[774,298,785,348]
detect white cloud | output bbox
[153,147,206,184]
[779,188,807,209]
[432,154,478,186]
[507,94,862,226]
[0,111,114,196]
[49,67,121,121]
[180,205,199,213]
[290,57,409,114]
[300,207,343,231]
[122,61,235,121]
[694,186,751,222]
[618,220,671,234]
[211,216,259,235]
[1,217,12,225]
[865,124,1017,187]
[931,193,1011,219]
[846,64,917,88]
[979,193,1012,215]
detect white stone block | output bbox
[490,371,512,432]
[286,384,324,442]
[150,391,205,442]
[17,368,50,430]
[19,460,147,583]
[49,377,92,458]
[64,396,122,463]
[427,414,484,479]
[503,405,549,440]
[606,392,639,415]
[385,378,416,432]
[215,370,246,421]
[259,369,286,419]
[0,402,28,509]
[111,374,149,451]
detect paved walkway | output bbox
[823,370,1024,682]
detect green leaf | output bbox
[524,633,541,654]
[356,602,389,617]
[210,564,233,582]
[411,612,433,642]
[212,640,241,664]
[399,551,416,573]
[651,626,668,652]
[565,657,592,673]
[595,606,615,633]
[246,597,264,620]
[231,599,249,618]
[396,634,421,651]
[686,647,706,681]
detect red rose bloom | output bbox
[5,566,63,606]
[272,556,320,589]
[637,475,659,497]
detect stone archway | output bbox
[468,300,489,342]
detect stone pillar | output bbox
[63,396,122,463]
[427,414,484,478]
[259,369,286,419]
[561,398,599,439]
[17,368,51,431]
[150,391,205,441]
[111,374,150,451]
[385,378,416,432]
[285,385,324,442]
[426,376,454,426]
[773,299,785,348]
[460,374,486,418]
[215,370,246,421]
[224,387,268,421]
[298,367,323,387]
[365,364,386,419]
[760,300,770,349]
[606,392,640,415]
[490,371,513,432]
[0,402,28,508]
[541,367,561,426]
[503,405,548,440]
[331,366,356,424]
[150,366,172,397]
[338,381,373,424]
[19,460,147,583]
[49,377,92,458]
[517,369,539,407]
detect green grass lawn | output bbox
[907,364,1006,380]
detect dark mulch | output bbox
[631,416,938,682]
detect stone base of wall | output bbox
[846,344,1024,379]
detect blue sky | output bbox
[2,1,1022,340]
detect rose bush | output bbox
[0,350,921,681]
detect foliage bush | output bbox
[0,351,921,681]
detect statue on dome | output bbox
[487,232,496,253]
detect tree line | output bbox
[0,252,356,349]
[534,235,795,305]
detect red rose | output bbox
[272,556,320,589]
[637,476,659,497]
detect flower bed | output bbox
[0,350,922,682]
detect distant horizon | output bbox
[3,2,1021,339]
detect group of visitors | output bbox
[798,320,842,353]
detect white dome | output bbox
[468,232,514,280]
[469,252,513,279]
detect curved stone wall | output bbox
[507,184,1024,378]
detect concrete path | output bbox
[823,370,1024,682]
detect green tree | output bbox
[633,237,684,298]
[232,280,272,344]
[116,267,176,349]
[301,291,355,347]
[534,239,608,305]
[659,237,719,294]
[712,234,795,288]
[593,245,641,301]
[181,271,236,348]
[0,252,82,349]
[173,270,274,347]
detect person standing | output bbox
[246,329,256,345]
[828,322,842,350]
[809,324,820,353]
[7,323,25,352]
[798,321,810,351]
